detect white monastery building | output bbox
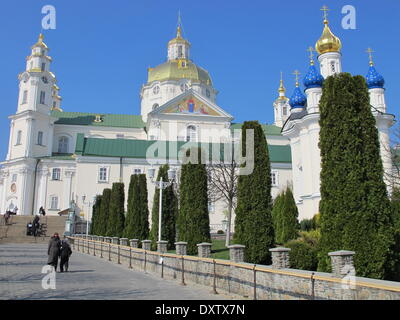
[0,11,394,230]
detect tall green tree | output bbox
[150,165,178,250]
[97,188,111,236]
[272,187,299,244]
[124,174,149,240]
[318,73,394,279]
[178,147,211,255]
[271,191,285,244]
[90,195,102,235]
[234,121,274,264]
[106,182,125,237]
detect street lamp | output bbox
[148,167,176,242]
[82,195,96,236]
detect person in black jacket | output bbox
[60,239,72,272]
[32,215,40,237]
[47,233,61,271]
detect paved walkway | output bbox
[0,243,234,300]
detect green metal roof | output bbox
[230,123,283,136]
[51,110,145,129]
[75,135,292,163]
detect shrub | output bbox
[285,240,318,271]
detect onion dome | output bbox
[303,63,324,89]
[315,7,342,54]
[365,48,384,89]
[289,71,306,109]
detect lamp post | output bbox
[82,195,96,236]
[148,167,176,242]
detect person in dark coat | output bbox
[39,207,46,217]
[60,239,72,272]
[32,215,40,237]
[47,233,61,271]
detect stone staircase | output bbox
[0,215,67,244]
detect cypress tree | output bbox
[123,174,138,239]
[178,147,211,255]
[271,191,285,244]
[280,187,299,244]
[90,195,102,235]
[124,174,149,240]
[150,165,178,250]
[234,121,274,264]
[97,188,111,236]
[318,73,394,279]
[106,182,125,237]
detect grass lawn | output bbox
[167,239,230,260]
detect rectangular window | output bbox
[40,91,46,104]
[134,168,142,175]
[22,90,28,104]
[52,168,61,181]
[11,174,17,183]
[41,63,46,72]
[99,167,108,182]
[50,196,58,210]
[16,130,22,145]
[271,171,279,187]
[37,131,43,145]
[178,46,183,58]
[283,106,287,116]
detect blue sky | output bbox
[0,0,399,160]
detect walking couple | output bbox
[47,233,72,272]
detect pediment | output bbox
[150,89,233,119]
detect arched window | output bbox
[58,136,69,153]
[186,125,197,142]
[152,103,159,110]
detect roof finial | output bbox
[307,46,315,65]
[292,70,301,87]
[321,5,330,24]
[366,47,374,66]
[278,72,286,97]
[176,10,182,38]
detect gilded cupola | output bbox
[315,6,342,55]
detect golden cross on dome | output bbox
[321,5,329,21]
[292,70,301,86]
[307,46,315,65]
[366,47,374,66]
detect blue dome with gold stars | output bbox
[289,86,307,109]
[366,65,384,89]
[303,64,324,89]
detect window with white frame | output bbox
[271,171,279,187]
[98,167,108,182]
[133,168,142,175]
[37,131,43,145]
[52,168,61,181]
[186,125,197,142]
[16,130,22,145]
[208,200,215,213]
[57,136,69,153]
[50,196,58,210]
[40,91,46,104]
[11,174,17,183]
[22,90,28,104]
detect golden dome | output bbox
[315,19,342,54]
[148,60,212,85]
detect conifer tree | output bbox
[178,148,211,255]
[106,182,125,237]
[97,188,111,236]
[234,121,274,264]
[150,165,178,250]
[124,174,149,240]
[271,191,285,244]
[90,195,102,235]
[318,73,394,279]
[280,187,299,243]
